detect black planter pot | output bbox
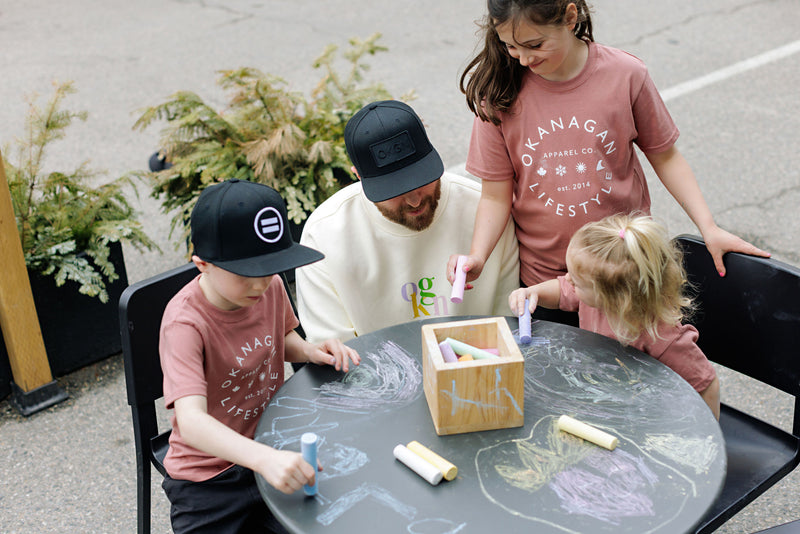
[0,241,128,400]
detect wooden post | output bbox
[0,148,67,415]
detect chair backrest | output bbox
[120,263,200,413]
[677,235,800,434]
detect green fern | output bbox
[134,33,412,254]
[3,81,159,302]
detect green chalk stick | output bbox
[444,337,499,360]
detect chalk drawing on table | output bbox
[317,442,370,483]
[521,343,650,421]
[313,340,422,413]
[550,448,657,525]
[257,399,339,450]
[315,482,466,533]
[475,415,699,532]
[519,332,702,427]
[316,482,416,526]
[513,328,551,347]
[643,434,720,475]
[408,518,467,534]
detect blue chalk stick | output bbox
[519,298,532,344]
[301,432,318,496]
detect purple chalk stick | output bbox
[439,341,459,363]
[519,298,532,344]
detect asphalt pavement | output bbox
[1,0,799,532]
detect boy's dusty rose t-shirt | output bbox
[467,42,679,285]
[159,274,299,482]
[558,276,716,393]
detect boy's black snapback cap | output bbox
[344,100,444,202]
[190,179,323,277]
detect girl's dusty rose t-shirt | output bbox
[159,274,298,482]
[467,42,679,285]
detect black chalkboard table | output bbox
[255,317,725,534]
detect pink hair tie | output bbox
[618,228,626,239]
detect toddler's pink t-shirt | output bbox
[558,276,716,393]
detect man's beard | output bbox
[376,181,441,231]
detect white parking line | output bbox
[661,40,800,102]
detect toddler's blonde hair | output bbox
[567,213,691,345]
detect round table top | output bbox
[256,317,725,534]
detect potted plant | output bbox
[0,80,158,382]
[133,33,413,252]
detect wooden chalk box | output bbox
[421,317,524,435]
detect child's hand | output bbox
[308,339,361,372]
[509,288,537,317]
[257,448,319,495]
[446,253,484,289]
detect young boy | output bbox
[159,179,360,533]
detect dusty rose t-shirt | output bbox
[558,276,715,393]
[159,274,299,482]
[467,42,679,285]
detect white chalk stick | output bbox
[301,432,319,495]
[438,341,458,363]
[407,441,458,481]
[450,255,467,303]
[519,298,532,344]
[393,444,443,485]
[444,337,499,360]
[557,415,618,450]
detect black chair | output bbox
[676,235,800,534]
[119,263,303,534]
[753,519,800,533]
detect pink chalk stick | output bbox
[450,256,467,303]
[482,348,499,355]
[439,341,458,363]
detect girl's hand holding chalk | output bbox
[557,415,618,450]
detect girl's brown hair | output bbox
[461,0,593,125]
[567,213,692,345]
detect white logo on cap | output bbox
[254,207,283,243]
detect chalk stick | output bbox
[458,354,474,362]
[444,337,499,360]
[519,298,532,344]
[450,256,467,303]
[407,441,458,481]
[393,444,443,485]
[557,415,618,450]
[482,348,499,355]
[438,341,458,363]
[301,432,319,495]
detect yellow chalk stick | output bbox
[407,441,458,481]
[458,354,474,362]
[557,415,618,450]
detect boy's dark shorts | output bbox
[163,464,289,534]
